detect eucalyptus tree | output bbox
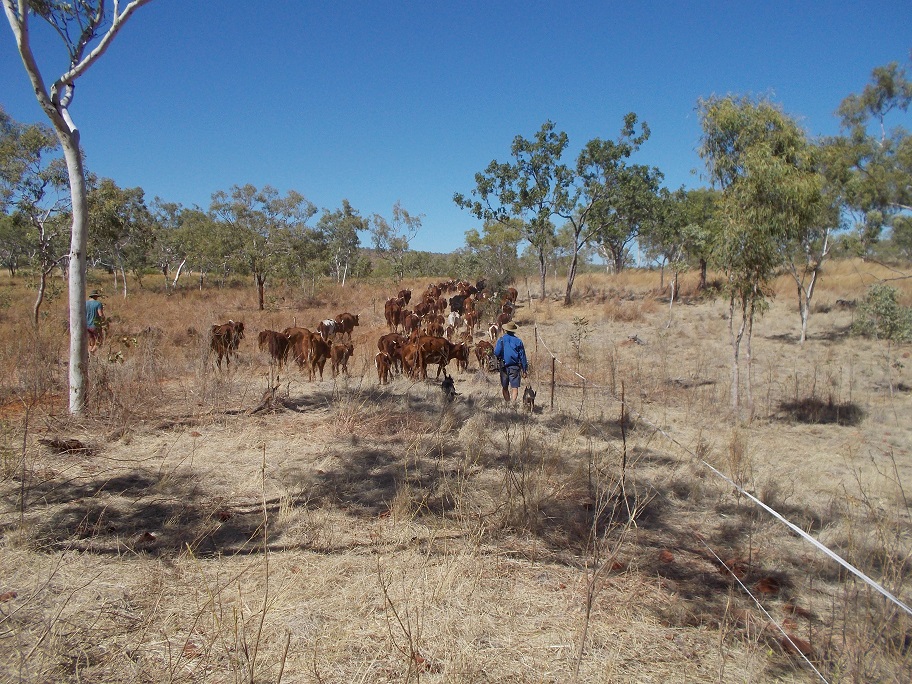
[892,215,912,260]
[210,184,317,310]
[0,214,28,275]
[316,199,365,285]
[679,187,719,290]
[699,95,821,419]
[369,201,422,283]
[641,187,719,303]
[590,162,663,273]
[780,141,842,344]
[641,188,689,310]
[173,208,242,289]
[828,58,911,255]
[454,121,572,300]
[462,218,523,291]
[569,113,654,300]
[149,198,186,288]
[4,0,153,413]
[0,104,70,321]
[87,177,153,294]
[273,220,327,290]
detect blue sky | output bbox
[2,1,910,254]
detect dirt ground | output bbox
[1,268,910,683]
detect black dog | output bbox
[522,386,536,412]
[441,372,458,403]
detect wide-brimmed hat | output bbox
[503,321,518,332]
[88,289,104,298]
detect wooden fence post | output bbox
[550,356,556,411]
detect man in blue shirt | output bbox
[493,321,528,403]
[86,289,105,354]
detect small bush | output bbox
[851,284,912,343]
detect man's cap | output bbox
[88,289,104,298]
[503,321,518,332]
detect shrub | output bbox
[851,284,912,343]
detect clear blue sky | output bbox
[2,1,910,254]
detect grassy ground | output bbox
[0,261,910,683]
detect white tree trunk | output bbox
[4,0,154,414]
[61,133,90,414]
[172,258,186,289]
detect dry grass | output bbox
[0,262,911,682]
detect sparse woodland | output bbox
[3,5,911,680]
[0,263,910,683]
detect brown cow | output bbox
[283,326,313,369]
[376,351,392,384]
[475,340,495,370]
[402,311,421,336]
[451,343,470,373]
[377,333,405,374]
[413,299,432,318]
[424,319,444,338]
[258,329,290,367]
[330,342,354,377]
[334,312,360,340]
[210,320,245,369]
[415,335,457,379]
[397,289,412,305]
[308,333,331,381]
[401,341,423,379]
[505,286,518,303]
[384,298,403,331]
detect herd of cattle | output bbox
[208,279,520,386]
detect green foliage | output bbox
[210,184,317,304]
[569,316,592,366]
[461,218,522,289]
[890,215,912,260]
[851,283,912,343]
[699,95,821,304]
[642,187,719,280]
[454,121,572,295]
[316,199,365,283]
[369,201,422,282]
[87,177,155,276]
[456,114,662,303]
[826,57,912,256]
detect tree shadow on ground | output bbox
[777,397,865,426]
[21,467,271,557]
[767,324,853,344]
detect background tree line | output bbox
[454,56,911,311]
[0,115,443,311]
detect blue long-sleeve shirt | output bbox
[494,333,528,371]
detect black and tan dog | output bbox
[441,371,458,403]
[522,386,536,412]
